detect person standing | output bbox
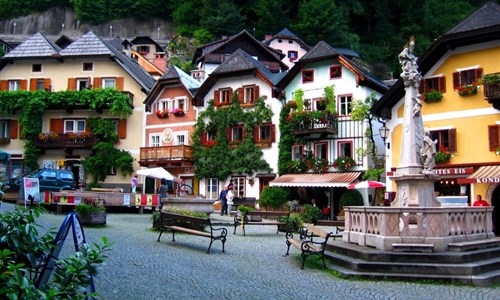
[219,186,228,216]
[472,195,489,206]
[158,178,169,210]
[227,187,234,215]
[131,175,139,193]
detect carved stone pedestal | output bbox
[390,174,441,207]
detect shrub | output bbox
[300,204,322,224]
[259,187,290,209]
[339,189,364,211]
[237,205,254,216]
[279,213,303,232]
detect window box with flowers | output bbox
[172,108,185,117]
[456,82,479,96]
[436,146,452,164]
[332,156,356,172]
[38,132,58,143]
[156,109,169,118]
[423,89,443,103]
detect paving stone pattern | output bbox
[1,202,498,300]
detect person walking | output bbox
[158,178,169,210]
[219,186,228,216]
[227,187,234,216]
[131,175,139,193]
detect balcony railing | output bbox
[33,133,96,150]
[291,111,338,137]
[139,145,193,165]
[483,73,500,109]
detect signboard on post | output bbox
[23,177,40,206]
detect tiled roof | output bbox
[4,32,61,58]
[447,1,500,34]
[299,41,339,62]
[269,172,362,187]
[59,31,113,56]
[264,28,310,51]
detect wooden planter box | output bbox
[78,212,107,225]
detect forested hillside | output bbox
[0,0,496,75]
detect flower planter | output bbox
[78,212,107,225]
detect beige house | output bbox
[0,31,155,189]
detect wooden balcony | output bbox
[33,133,96,153]
[292,112,338,139]
[139,145,194,166]
[483,73,500,110]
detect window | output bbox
[422,77,446,93]
[314,142,327,160]
[259,125,271,141]
[488,125,500,151]
[255,123,275,145]
[174,97,188,112]
[32,64,42,72]
[0,121,7,138]
[9,80,20,91]
[288,50,298,61]
[35,79,45,91]
[330,66,342,79]
[76,78,90,91]
[220,89,231,105]
[206,178,219,200]
[150,134,161,147]
[453,68,482,88]
[174,132,188,146]
[82,63,93,71]
[137,46,150,54]
[232,177,246,198]
[302,70,314,83]
[102,78,116,89]
[314,97,326,111]
[244,86,256,103]
[64,120,86,133]
[338,141,353,157]
[430,129,456,152]
[231,126,244,143]
[292,145,304,160]
[338,95,352,116]
[155,99,172,113]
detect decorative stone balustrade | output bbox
[343,206,494,252]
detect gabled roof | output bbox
[59,31,113,56]
[54,35,73,49]
[144,65,201,111]
[4,32,61,58]
[194,48,287,103]
[371,1,500,119]
[130,36,164,52]
[192,30,287,70]
[264,28,310,51]
[279,41,387,93]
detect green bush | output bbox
[259,187,290,209]
[300,204,322,224]
[279,213,303,232]
[339,189,365,210]
[237,205,255,216]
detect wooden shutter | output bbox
[0,80,8,91]
[452,72,459,89]
[214,90,220,106]
[9,120,18,139]
[20,80,27,91]
[419,80,425,94]
[229,88,233,103]
[116,77,124,91]
[489,125,500,151]
[200,131,207,145]
[29,78,37,91]
[118,119,127,139]
[448,128,457,152]
[67,78,76,90]
[475,68,483,82]
[439,77,446,93]
[238,88,244,103]
[254,85,260,100]
[50,119,64,133]
[93,77,102,89]
[43,79,51,91]
[225,128,231,142]
[270,124,276,142]
[253,126,259,142]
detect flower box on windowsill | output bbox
[156,110,169,118]
[423,90,443,103]
[456,83,478,96]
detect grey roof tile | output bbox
[4,32,61,58]
[447,1,500,34]
[299,41,339,62]
[59,31,112,56]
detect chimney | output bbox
[264,33,272,41]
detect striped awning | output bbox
[269,172,361,188]
[457,165,500,184]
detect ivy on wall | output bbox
[0,89,133,170]
[192,93,273,180]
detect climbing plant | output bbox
[192,93,273,180]
[0,89,133,170]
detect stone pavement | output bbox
[1,202,499,300]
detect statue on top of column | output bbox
[398,36,421,87]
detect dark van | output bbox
[27,169,75,192]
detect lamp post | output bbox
[379,124,390,149]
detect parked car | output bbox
[26,169,75,192]
[1,176,23,193]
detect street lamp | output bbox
[379,124,390,149]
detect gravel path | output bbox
[1,202,499,300]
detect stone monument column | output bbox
[390,37,440,208]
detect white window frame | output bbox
[0,121,8,138]
[338,140,353,157]
[206,178,219,200]
[64,120,86,133]
[35,79,45,91]
[76,78,90,91]
[8,80,20,91]
[220,89,231,105]
[174,97,189,112]
[292,145,304,160]
[150,134,161,147]
[338,95,352,116]
[154,98,172,113]
[102,78,116,89]
[314,142,328,160]
[244,85,255,103]
[174,131,188,146]
[232,176,246,199]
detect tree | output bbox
[253,0,290,39]
[200,0,246,37]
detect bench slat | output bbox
[285,225,333,269]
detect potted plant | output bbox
[332,156,356,171]
[300,204,322,224]
[75,200,107,225]
[423,89,443,103]
[152,211,161,229]
[436,146,452,164]
[278,213,303,232]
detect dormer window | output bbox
[32,64,42,72]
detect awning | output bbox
[457,165,500,184]
[269,172,361,188]
[0,150,10,161]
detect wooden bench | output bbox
[285,224,334,269]
[91,188,122,193]
[157,212,227,254]
[314,220,345,240]
[233,211,289,236]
